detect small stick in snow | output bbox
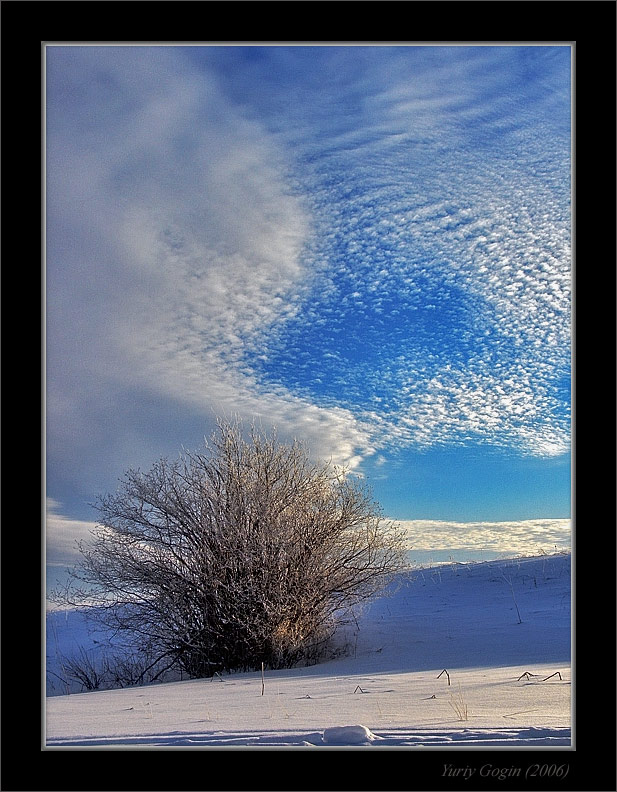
[261,662,265,696]
[541,672,563,682]
[437,669,451,685]
[517,671,537,681]
[354,685,367,694]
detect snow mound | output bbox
[322,725,379,745]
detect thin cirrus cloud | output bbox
[45,45,571,524]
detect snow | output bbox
[45,553,571,748]
[322,725,378,744]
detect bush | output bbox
[54,419,408,677]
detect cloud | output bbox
[46,46,376,490]
[247,46,571,459]
[47,47,307,391]
[397,518,571,557]
[46,45,571,517]
[45,498,97,568]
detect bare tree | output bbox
[52,646,109,692]
[53,419,408,677]
[47,646,178,693]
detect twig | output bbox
[437,669,451,685]
[517,671,563,683]
[261,662,265,696]
[354,685,367,694]
[517,671,537,681]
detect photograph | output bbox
[43,40,573,754]
[20,21,617,786]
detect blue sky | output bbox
[45,45,571,577]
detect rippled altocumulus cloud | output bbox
[247,46,571,460]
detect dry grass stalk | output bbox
[449,683,469,721]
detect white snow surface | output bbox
[45,553,571,748]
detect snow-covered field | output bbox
[45,553,571,749]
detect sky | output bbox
[45,44,572,584]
